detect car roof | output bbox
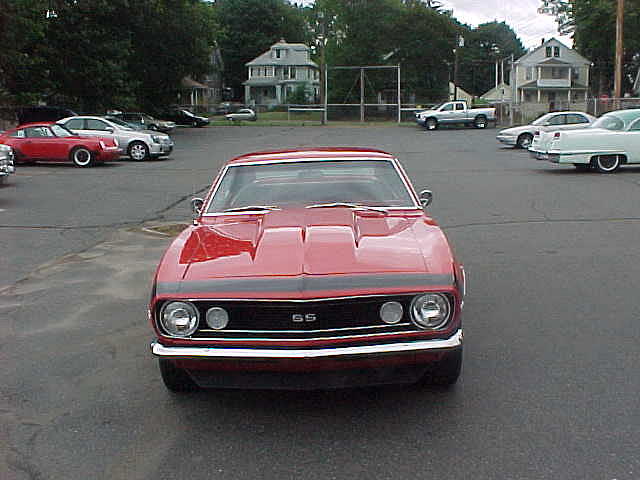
[605,109,640,122]
[13,122,55,128]
[226,148,395,165]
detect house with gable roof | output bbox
[510,38,591,117]
[244,39,320,106]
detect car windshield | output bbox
[50,124,74,137]
[104,116,134,129]
[206,159,416,213]
[531,113,554,126]
[591,114,625,131]
[181,109,195,117]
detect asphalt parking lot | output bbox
[2,124,640,479]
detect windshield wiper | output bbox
[305,202,388,213]
[223,205,280,213]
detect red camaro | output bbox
[149,148,465,391]
[0,122,120,167]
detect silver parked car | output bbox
[0,144,16,184]
[58,116,174,161]
[224,108,257,122]
[496,111,596,149]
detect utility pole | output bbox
[318,11,327,125]
[453,34,463,101]
[614,0,624,99]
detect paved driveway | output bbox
[2,125,640,479]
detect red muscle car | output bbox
[0,122,120,167]
[149,148,465,391]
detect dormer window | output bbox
[553,46,560,57]
[546,46,552,57]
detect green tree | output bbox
[457,21,526,96]
[215,0,306,99]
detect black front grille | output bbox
[187,295,418,338]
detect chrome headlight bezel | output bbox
[410,293,452,330]
[159,301,200,337]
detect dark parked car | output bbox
[16,106,78,125]
[161,108,209,127]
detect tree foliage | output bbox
[0,0,218,111]
[457,21,526,97]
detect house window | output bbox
[526,67,533,80]
[266,67,274,77]
[275,49,281,59]
[290,67,296,79]
[553,46,560,57]
[546,46,552,57]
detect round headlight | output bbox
[160,301,199,337]
[206,307,229,330]
[410,294,451,330]
[380,301,403,324]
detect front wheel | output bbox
[516,133,533,149]
[592,154,621,174]
[424,118,438,131]
[70,147,94,167]
[128,141,149,161]
[473,115,487,129]
[159,359,199,392]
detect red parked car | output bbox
[149,148,465,391]
[0,122,120,167]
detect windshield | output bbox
[206,160,416,213]
[181,109,195,117]
[50,124,74,137]
[531,113,554,126]
[591,114,625,131]
[104,116,134,130]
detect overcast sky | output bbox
[441,0,572,49]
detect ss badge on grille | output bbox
[292,313,316,323]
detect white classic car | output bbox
[496,111,595,149]
[529,109,640,173]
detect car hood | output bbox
[156,209,455,296]
[417,109,437,116]
[499,125,533,135]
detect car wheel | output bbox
[592,154,621,174]
[474,115,487,129]
[70,146,93,167]
[573,163,592,172]
[419,348,462,387]
[128,141,149,161]
[425,118,438,131]
[159,359,199,392]
[192,120,199,127]
[516,133,533,149]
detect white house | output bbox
[244,39,320,106]
[510,38,591,116]
[448,82,473,103]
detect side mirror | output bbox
[191,197,204,216]
[105,127,114,133]
[419,189,433,209]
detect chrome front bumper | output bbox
[151,329,462,360]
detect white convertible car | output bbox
[529,109,640,173]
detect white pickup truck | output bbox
[415,101,496,130]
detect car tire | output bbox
[573,163,591,172]
[425,118,438,131]
[159,359,199,392]
[70,146,94,167]
[473,115,487,129]
[128,141,149,161]
[592,154,621,174]
[516,133,533,149]
[192,120,199,127]
[419,348,462,387]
